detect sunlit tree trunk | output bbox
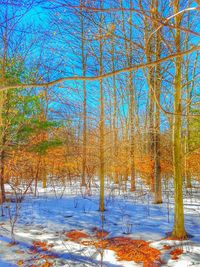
[120,0,130,185]
[142,0,155,192]
[42,158,47,189]
[129,73,136,192]
[185,55,192,189]
[99,0,105,212]
[171,0,187,239]
[129,6,136,192]
[40,89,48,189]
[184,9,191,189]
[0,88,6,204]
[80,0,87,187]
[112,36,119,184]
[0,114,5,204]
[153,0,162,204]
[0,4,8,204]
[127,0,136,191]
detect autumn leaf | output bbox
[66,230,90,241]
[170,248,183,260]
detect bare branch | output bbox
[147,6,199,47]
[1,44,199,91]
[67,4,200,38]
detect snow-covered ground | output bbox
[0,180,200,267]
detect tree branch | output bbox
[1,45,199,92]
[67,4,200,38]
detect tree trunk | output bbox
[0,13,7,204]
[153,0,162,204]
[99,0,105,212]
[0,144,5,204]
[129,0,136,192]
[142,0,155,192]
[80,0,87,187]
[112,36,119,184]
[171,0,187,239]
[42,159,47,189]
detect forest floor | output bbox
[0,179,200,267]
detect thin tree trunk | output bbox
[112,36,119,184]
[40,90,48,189]
[34,158,41,197]
[129,0,136,191]
[0,5,8,204]
[81,0,87,187]
[142,0,155,192]
[42,158,47,189]
[185,62,192,189]
[0,141,6,204]
[0,88,5,204]
[154,0,162,204]
[184,9,192,189]
[99,0,105,212]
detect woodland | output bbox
[0,0,200,266]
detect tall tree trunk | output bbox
[149,76,154,192]
[112,36,119,184]
[99,0,105,212]
[153,0,162,204]
[120,1,128,184]
[129,0,136,191]
[171,0,187,239]
[40,89,48,189]
[0,5,8,204]
[42,158,47,189]
[184,9,191,189]
[0,131,6,204]
[142,0,155,192]
[81,0,87,187]
[185,57,192,189]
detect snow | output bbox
[0,180,200,266]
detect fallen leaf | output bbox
[65,230,90,241]
[170,248,183,260]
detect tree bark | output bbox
[0,6,8,204]
[112,36,119,184]
[153,0,162,204]
[81,0,87,187]
[129,0,136,191]
[99,0,105,212]
[171,0,187,239]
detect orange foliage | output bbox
[65,230,161,267]
[65,230,90,241]
[92,227,109,239]
[135,155,154,178]
[17,241,56,267]
[95,237,160,266]
[187,149,200,177]
[170,248,183,260]
[32,241,48,251]
[163,245,172,250]
[134,153,172,183]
